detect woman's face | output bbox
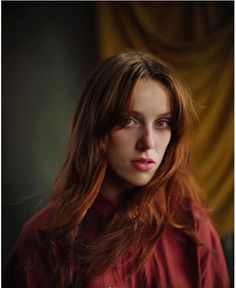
[106,78,172,191]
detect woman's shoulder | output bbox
[191,204,229,286]
[22,202,55,236]
[190,202,220,246]
[3,202,55,287]
[156,202,229,287]
[165,198,223,251]
[10,202,55,254]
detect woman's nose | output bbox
[135,126,154,151]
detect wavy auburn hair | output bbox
[47,50,202,287]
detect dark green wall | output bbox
[2,2,98,262]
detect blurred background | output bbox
[2,2,234,286]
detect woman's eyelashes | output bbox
[154,118,171,129]
[123,117,139,127]
[123,117,171,129]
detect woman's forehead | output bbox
[130,79,172,116]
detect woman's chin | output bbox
[122,174,154,187]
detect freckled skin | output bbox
[102,79,172,201]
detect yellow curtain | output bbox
[96,2,234,238]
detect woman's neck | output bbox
[101,170,134,203]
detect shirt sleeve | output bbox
[196,217,230,288]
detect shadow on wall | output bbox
[222,234,234,288]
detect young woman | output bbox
[4,50,229,287]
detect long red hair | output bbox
[46,50,203,287]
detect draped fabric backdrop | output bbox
[96,2,233,238]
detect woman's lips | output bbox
[131,158,155,171]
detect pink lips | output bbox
[131,158,155,171]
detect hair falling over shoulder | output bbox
[45,50,204,287]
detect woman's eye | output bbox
[123,117,138,127]
[155,119,170,129]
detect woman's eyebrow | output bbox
[157,112,172,117]
[130,111,143,117]
[130,111,172,117]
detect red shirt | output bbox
[3,195,229,287]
